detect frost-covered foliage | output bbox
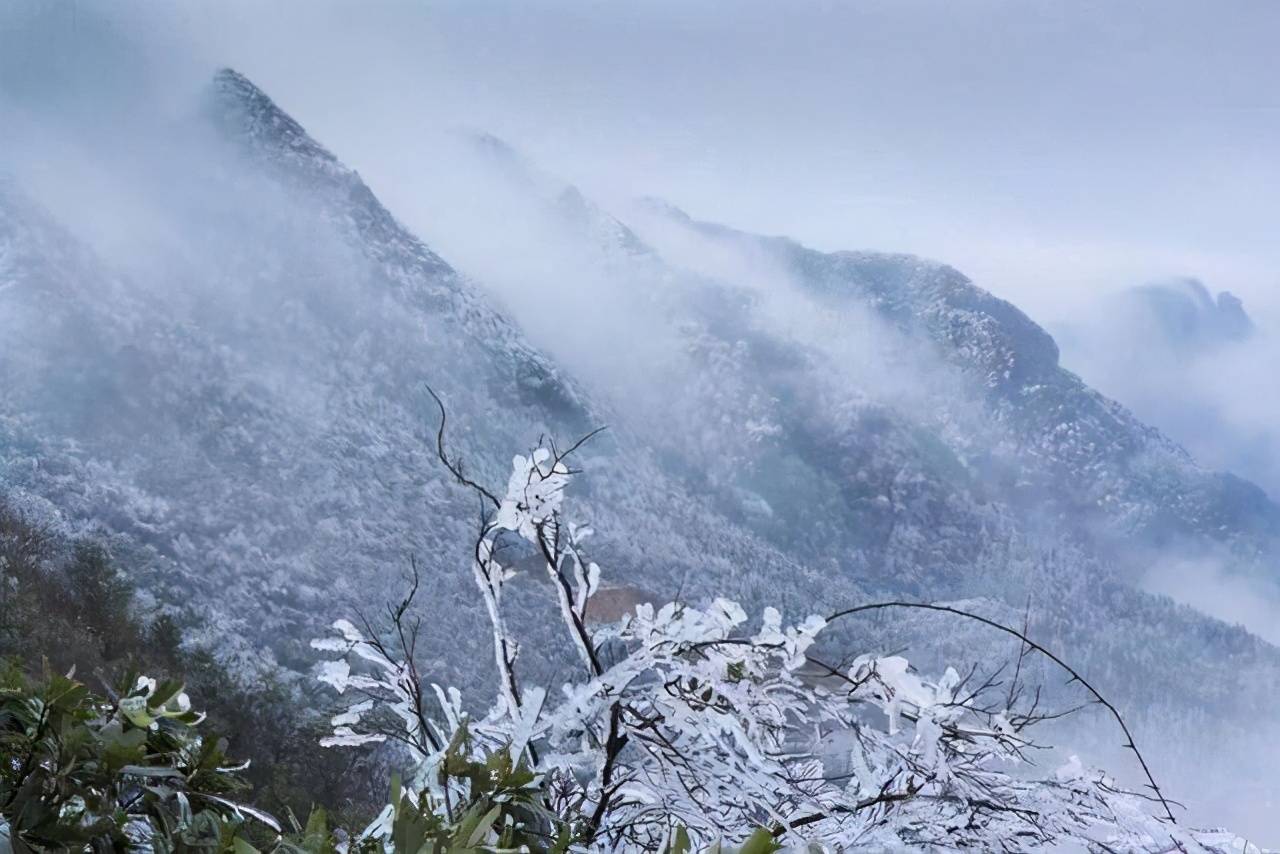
[313,438,1258,852]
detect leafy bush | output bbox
[0,665,598,853]
[0,663,269,851]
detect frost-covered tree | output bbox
[312,404,1261,853]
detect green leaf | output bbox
[666,825,692,854]
[303,806,328,842]
[118,695,156,728]
[465,806,501,848]
[147,679,185,710]
[737,828,783,854]
[120,765,184,779]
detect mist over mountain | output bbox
[1059,281,1277,472]
[1129,279,1254,352]
[3,2,1279,846]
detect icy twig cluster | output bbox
[312,431,1257,853]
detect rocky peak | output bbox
[209,68,348,180]
[1130,277,1254,353]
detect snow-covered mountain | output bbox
[626,203,1280,566]
[0,70,842,680]
[424,129,1280,609]
[1053,279,1280,516]
[1122,278,1254,355]
[2,69,1279,832]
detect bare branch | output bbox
[425,384,501,509]
[825,600,1178,824]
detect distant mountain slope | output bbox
[0,72,848,685]
[209,70,589,426]
[441,133,1280,596]
[1128,278,1254,352]
[629,202,1280,570]
[1054,279,1280,509]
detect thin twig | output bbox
[825,600,1177,824]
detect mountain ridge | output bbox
[629,200,1280,563]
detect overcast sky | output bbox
[3,0,1278,323]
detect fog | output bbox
[1054,278,1280,646]
[6,0,1278,312]
[151,1,1280,313]
[1057,282,1280,490]
[15,0,1272,482]
[4,0,1280,842]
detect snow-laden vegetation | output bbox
[309,417,1260,853]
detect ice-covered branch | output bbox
[309,417,1255,852]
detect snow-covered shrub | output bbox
[313,420,1262,852]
